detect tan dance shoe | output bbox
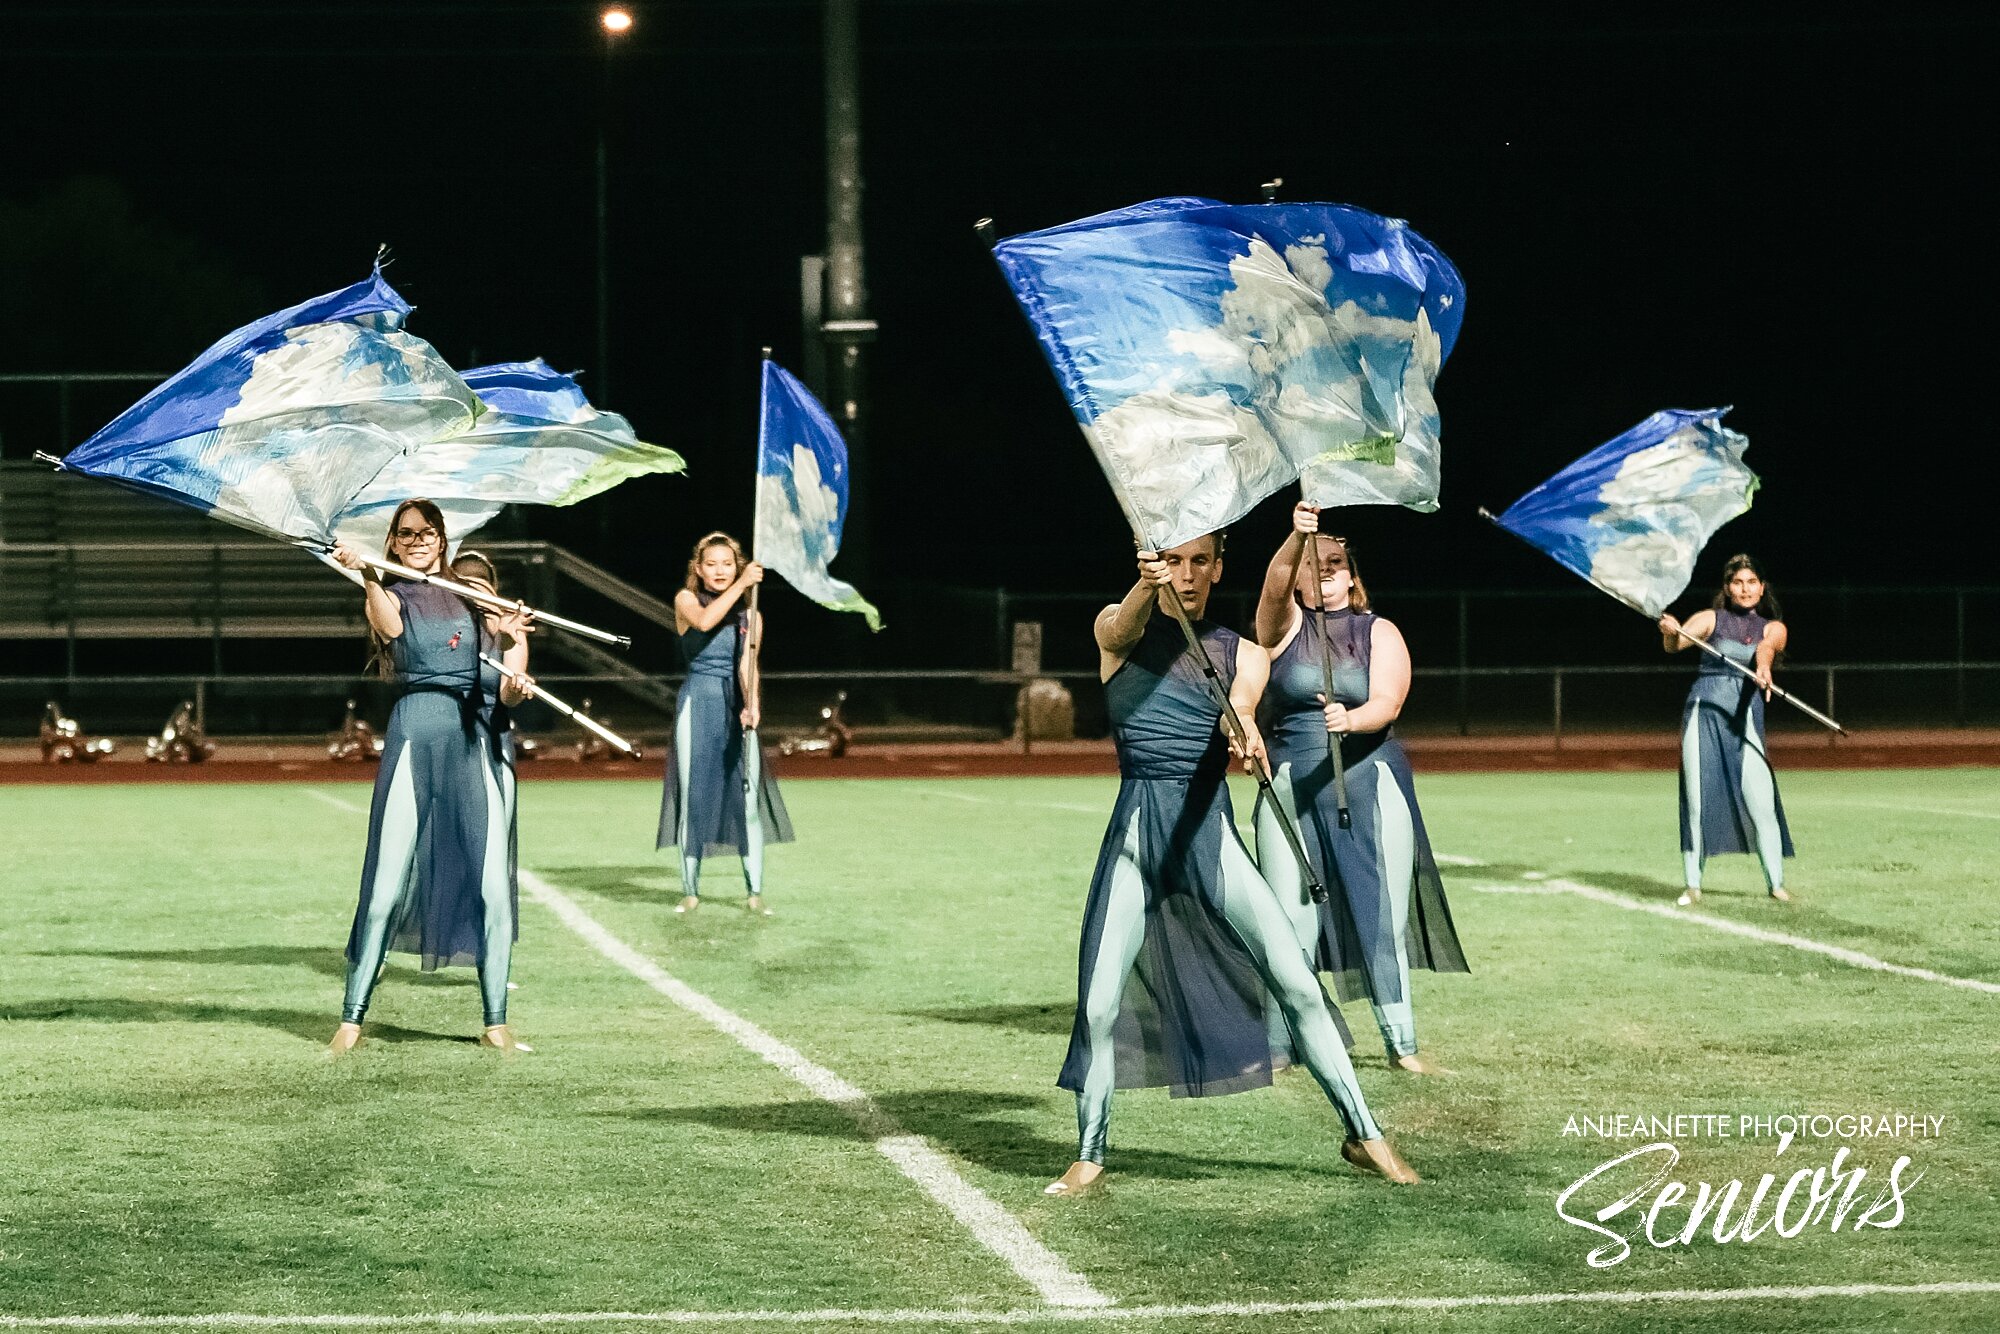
[481,1025,534,1054]
[1043,1161,1105,1197]
[1768,887,1793,902]
[1342,1137,1421,1185]
[328,1022,363,1056]
[1390,1052,1453,1076]
[1676,888,1702,906]
[675,895,700,914]
[745,895,773,917]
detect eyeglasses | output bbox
[393,526,439,542]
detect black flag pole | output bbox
[1477,507,1846,735]
[974,214,1327,903]
[1301,521,1354,828]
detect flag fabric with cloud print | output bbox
[992,197,1464,551]
[60,266,482,545]
[1493,407,1759,618]
[332,358,684,552]
[754,360,881,630]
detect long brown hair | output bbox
[367,499,451,679]
[1299,533,1371,614]
[684,531,748,593]
[1710,552,1782,621]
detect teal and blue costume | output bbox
[1680,606,1793,891]
[657,588,794,897]
[1058,614,1383,1165]
[1253,600,1466,1061]
[342,581,518,1028]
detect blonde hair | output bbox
[1301,534,1370,613]
[684,531,748,593]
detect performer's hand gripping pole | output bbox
[333,549,633,649]
[479,653,640,757]
[1148,554,1330,906]
[1301,524,1353,829]
[1476,508,1846,735]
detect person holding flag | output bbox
[328,500,533,1055]
[1658,554,1795,904]
[656,531,794,915]
[1049,535,1418,1198]
[1252,501,1465,1074]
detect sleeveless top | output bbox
[1699,606,1769,676]
[1107,613,1238,782]
[389,582,482,695]
[1262,597,1389,765]
[679,589,744,697]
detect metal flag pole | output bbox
[971,218,1326,903]
[1477,507,1846,734]
[744,348,771,769]
[479,653,639,756]
[1300,523,1354,828]
[333,548,633,649]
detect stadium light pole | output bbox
[596,5,634,403]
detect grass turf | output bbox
[0,769,1995,1331]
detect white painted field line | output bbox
[518,870,1110,1311]
[5,1280,1997,1327]
[302,788,367,815]
[1439,855,1999,995]
[909,786,1103,815]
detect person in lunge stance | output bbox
[328,500,533,1055]
[658,531,793,915]
[1049,534,1418,1197]
[1659,553,1795,905]
[1252,501,1467,1075]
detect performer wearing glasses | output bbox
[1252,502,1466,1077]
[1049,534,1417,1198]
[1658,554,1795,905]
[328,500,534,1054]
[658,531,793,915]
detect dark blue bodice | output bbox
[1107,613,1238,781]
[1699,607,1768,675]
[1262,598,1375,759]
[679,591,743,692]
[389,582,481,693]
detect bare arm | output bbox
[739,608,763,728]
[1095,551,1169,678]
[1327,619,1410,735]
[675,562,764,633]
[1225,637,1270,770]
[1256,503,1318,647]
[1658,608,1715,652]
[493,608,534,707]
[1752,619,1787,696]
[333,543,403,639]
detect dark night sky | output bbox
[2,0,1992,620]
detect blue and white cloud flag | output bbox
[754,360,881,630]
[1493,408,1759,618]
[993,197,1464,551]
[332,358,684,551]
[61,268,481,544]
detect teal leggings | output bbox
[1681,714,1785,892]
[673,707,764,898]
[1260,761,1420,1059]
[342,744,516,1026]
[1073,810,1383,1164]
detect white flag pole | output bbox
[1477,508,1845,734]
[479,653,638,757]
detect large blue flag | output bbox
[993,197,1464,550]
[754,360,881,630]
[1493,408,1759,617]
[60,268,482,544]
[333,358,684,551]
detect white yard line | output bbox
[5,1281,1996,1327]
[518,871,1110,1311]
[909,786,1104,815]
[297,787,1107,1308]
[302,788,367,815]
[1440,855,1999,996]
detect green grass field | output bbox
[2,769,1997,1333]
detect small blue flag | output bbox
[61,268,481,544]
[754,361,881,630]
[993,197,1464,550]
[1493,408,1759,617]
[333,358,683,551]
